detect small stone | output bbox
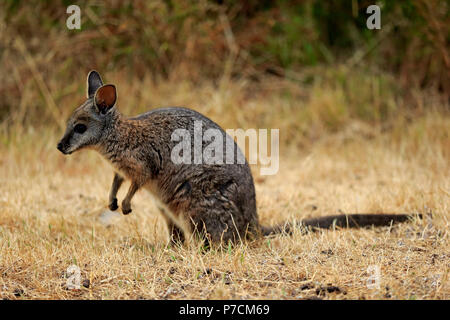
[82,279,90,288]
[13,288,24,297]
[316,285,342,295]
[300,283,314,291]
[320,249,334,256]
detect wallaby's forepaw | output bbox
[109,198,119,211]
[121,201,132,215]
[122,207,132,215]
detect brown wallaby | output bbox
[57,71,420,245]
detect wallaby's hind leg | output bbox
[121,181,139,215]
[187,201,248,244]
[178,180,257,245]
[109,173,124,211]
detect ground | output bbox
[0,112,448,300]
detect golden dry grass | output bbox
[0,88,448,299]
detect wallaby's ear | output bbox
[94,84,117,114]
[87,70,103,98]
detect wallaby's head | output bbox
[57,71,118,155]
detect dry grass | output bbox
[0,83,448,299]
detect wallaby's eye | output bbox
[74,123,87,134]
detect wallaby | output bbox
[57,71,419,245]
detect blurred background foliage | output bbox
[0,0,448,142]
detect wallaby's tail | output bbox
[261,213,422,236]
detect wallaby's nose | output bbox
[57,142,64,153]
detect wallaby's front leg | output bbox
[121,181,139,215]
[109,173,124,211]
[158,206,185,245]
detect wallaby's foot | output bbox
[121,201,132,215]
[121,182,139,215]
[122,207,132,215]
[109,198,119,211]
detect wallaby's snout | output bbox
[57,135,71,155]
[56,141,65,154]
[57,124,80,155]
